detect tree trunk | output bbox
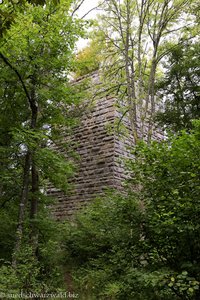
[29,79,39,255]
[12,151,31,268]
[12,77,39,266]
[30,160,39,254]
[125,0,138,144]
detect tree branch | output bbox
[71,0,86,17]
[0,52,31,105]
[81,1,107,19]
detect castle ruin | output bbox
[47,72,163,219]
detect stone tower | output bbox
[47,72,163,219]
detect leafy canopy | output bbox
[156,40,200,132]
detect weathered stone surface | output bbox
[47,72,163,219]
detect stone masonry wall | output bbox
[48,72,163,219]
[48,73,122,218]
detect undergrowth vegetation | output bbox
[63,122,200,300]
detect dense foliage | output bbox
[64,121,200,299]
[156,41,200,131]
[0,0,199,298]
[0,0,86,294]
[74,39,101,78]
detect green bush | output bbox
[63,121,200,300]
[0,208,66,297]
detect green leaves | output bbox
[63,193,144,298]
[74,39,102,78]
[127,121,200,298]
[63,121,200,299]
[0,0,86,293]
[156,40,200,132]
[36,148,75,191]
[166,271,200,297]
[0,0,85,194]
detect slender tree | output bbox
[0,0,85,266]
[95,0,196,143]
